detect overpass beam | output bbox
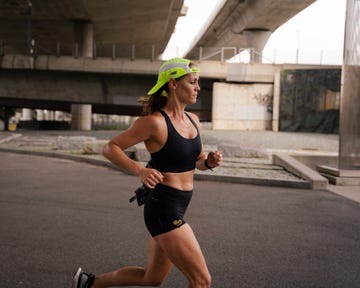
[74,21,94,58]
[71,104,92,131]
[243,29,272,63]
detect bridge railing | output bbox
[0,40,343,65]
[196,46,269,63]
[188,46,342,65]
[0,41,160,61]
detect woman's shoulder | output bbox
[132,111,165,130]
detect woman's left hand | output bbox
[206,151,223,169]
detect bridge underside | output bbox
[0,0,184,59]
[0,69,214,120]
[186,0,316,61]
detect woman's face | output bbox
[174,72,200,104]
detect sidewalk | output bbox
[1,129,358,202]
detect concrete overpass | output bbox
[1,0,358,186]
[0,0,185,59]
[186,0,316,62]
[0,0,318,130]
[0,0,315,61]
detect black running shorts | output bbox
[144,183,193,237]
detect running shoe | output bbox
[72,267,95,288]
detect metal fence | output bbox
[0,40,343,65]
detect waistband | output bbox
[153,183,193,198]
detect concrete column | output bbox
[43,110,50,121]
[338,0,360,171]
[49,110,55,121]
[36,109,44,121]
[71,104,92,130]
[21,108,33,120]
[55,111,62,121]
[317,0,360,185]
[74,21,94,58]
[243,29,272,63]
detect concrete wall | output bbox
[212,82,273,130]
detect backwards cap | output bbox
[147,57,200,95]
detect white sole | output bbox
[72,267,82,288]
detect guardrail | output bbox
[0,40,343,65]
[197,47,268,63]
[0,41,159,61]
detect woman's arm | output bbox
[103,115,164,188]
[196,151,223,171]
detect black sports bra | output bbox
[149,110,202,173]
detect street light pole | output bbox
[296,29,300,63]
[27,1,33,55]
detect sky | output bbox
[162,0,347,65]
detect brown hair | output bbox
[137,83,169,116]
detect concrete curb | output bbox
[0,147,311,189]
[195,172,310,189]
[273,153,328,190]
[0,133,22,144]
[0,147,113,168]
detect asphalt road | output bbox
[1,152,360,288]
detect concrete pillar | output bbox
[71,104,92,130]
[49,110,55,121]
[243,29,272,63]
[36,109,44,121]
[43,110,55,121]
[74,21,94,58]
[338,0,360,171]
[55,111,62,121]
[317,0,360,185]
[43,110,50,121]
[21,108,33,120]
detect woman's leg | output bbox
[92,236,173,288]
[154,224,211,288]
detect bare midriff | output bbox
[161,170,195,191]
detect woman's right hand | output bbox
[139,167,164,189]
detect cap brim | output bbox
[147,65,200,95]
[147,80,166,95]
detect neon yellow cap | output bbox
[147,58,200,95]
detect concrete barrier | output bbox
[273,153,328,190]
